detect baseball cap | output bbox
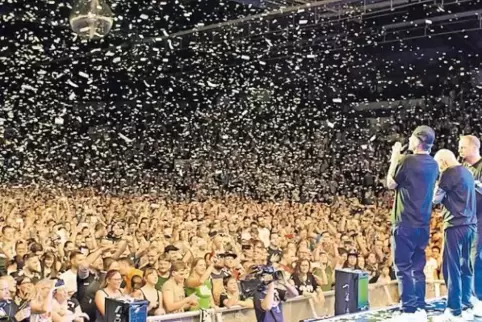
[220,252,238,259]
[347,249,358,257]
[164,245,179,253]
[412,125,435,146]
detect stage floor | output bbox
[320,298,482,321]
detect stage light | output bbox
[70,0,114,40]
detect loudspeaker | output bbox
[105,298,149,322]
[334,269,369,316]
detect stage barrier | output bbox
[147,280,447,322]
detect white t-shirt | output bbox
[424,257,438,282]
[241,230,251,241]
[258,228,271,248]
[60,270,77,294]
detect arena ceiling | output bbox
[1,0,482,191]
[1,0,482,106]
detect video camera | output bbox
[250,265,283,284]
[239,265,284,297]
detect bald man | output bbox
[433,149,477,321]
[459,135,482,314]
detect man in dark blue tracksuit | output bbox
[459,135,482,316]
[387,126,439,322]
[433,149,477,321]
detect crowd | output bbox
[0,78,478,319]
[0,185,448,319]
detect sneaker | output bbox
[433,310,465,322]
[472,298,482,317]
[387,311,427,322]
[386,312,414,322]
[461,308,474,320]
[414,309,428,321]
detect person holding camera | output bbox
[253,271,298,322]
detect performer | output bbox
[458,135,482,316]
[386,125,439,322]
[433,149,477,321]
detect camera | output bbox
[250,265,283,284]
[106,231,120,241]
[239,265,284,298]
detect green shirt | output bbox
[155,275,169,291]
[314,266,333,292]
[185,279,213,311]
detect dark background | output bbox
[1,0,481,198]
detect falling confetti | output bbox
[0,0,478,199]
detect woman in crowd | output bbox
[290,259,319,296]
[185,258,215,311]
[94,270,124,322]
[135,267,165,315]
[219,276,253,309]
[41,253,60,279]
[376,265,396,305]
[357,255,366,270]
[377,265,392,284]
[130,275,144,299]
[343,251,361,270]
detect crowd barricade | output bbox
[147,280,447,322]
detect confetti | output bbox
[0,0,477,200]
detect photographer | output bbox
[253,270,298,322]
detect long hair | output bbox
[103,269,121,288]
[143,267,157,285]
[189,258,205,276]
[41,252,59,278]
[343,255,360,270]
[294,259,311,275]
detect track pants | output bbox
[392,225,430,313]
[473,224,482,300]
[442,225,476,316]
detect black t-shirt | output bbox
[290,273,318,295]
[219,293,229,308]
[10,271,41,284]
[463,158,482,226]
[219,292,246,308]
[67,298,80,313]
[392,154,439,227]
[77,270,104,321]
[439,165,477,228]
[253,287,286,322]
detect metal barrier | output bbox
[147,280,447,322]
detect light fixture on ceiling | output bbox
[70,0,114,40]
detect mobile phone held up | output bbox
[53,279,65,289]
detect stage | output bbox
[318,298,482,321]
